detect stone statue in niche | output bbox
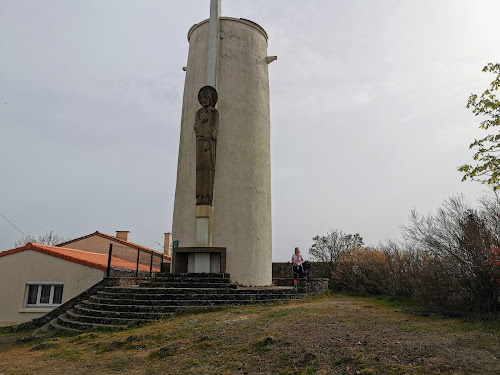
[194,86,219,206]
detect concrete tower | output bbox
[172,17,273,286]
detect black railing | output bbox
[106,243,113,277]
[106,243,167,277]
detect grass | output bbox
[335,290,424,311]
[1,293,499,374]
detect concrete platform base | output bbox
[171,247,226,274]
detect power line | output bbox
[0,211,26,236]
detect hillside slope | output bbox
[0,294,499,374]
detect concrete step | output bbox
[95,290,295,299]
[49,317,81,333]
[44,274,301,333]
[100,287,294,295]
[74,304,172,320]
[155,272,231,278]
[139,281,237,289]
[66,309,155,326]
[82,298,287,312]
[82,300,179,313]
[90,294,296,305]
[56,313,123,331]
[86,298,218,309]
[145,277,232,284]
[39,322,53,333]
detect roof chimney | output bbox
[116,231,130,242]
[164,233,171,257]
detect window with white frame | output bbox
[25,282,64,307]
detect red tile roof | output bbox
[56,231,171,261]
[0,243,161,272]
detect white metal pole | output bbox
[206,0,221,89]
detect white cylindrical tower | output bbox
[172,17,272,286]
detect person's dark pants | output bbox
[293,265,303,285]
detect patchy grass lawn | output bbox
[0,293,499,375]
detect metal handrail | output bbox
[106,244,167,277]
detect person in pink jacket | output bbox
[291,247,304,287]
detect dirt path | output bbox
[0,294,499,374]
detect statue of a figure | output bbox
[194,86,219,206]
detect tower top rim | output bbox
[188,17,268,42]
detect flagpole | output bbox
[206,0,221,89]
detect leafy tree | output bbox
[309,229,364,288]
[309,229,363,263]
[459,63,500,189]
[14,231,68,248]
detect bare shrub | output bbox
[380,242,420,298]
[333,247,387,293]
[330,243,419,297]
[309,230,419,296]
[14,231,68,248]
[309,195,500,315]
[403,195,500,314]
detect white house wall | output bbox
[0,250,104,326]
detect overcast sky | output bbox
[1,0,499,261]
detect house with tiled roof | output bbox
[0,231,171,326]
[57,230,171,260]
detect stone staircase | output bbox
[48,273,300,332]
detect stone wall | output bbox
[297,278,329,294]
[272,262,330,295]
[272,277,329,294]
[272,261,331,279]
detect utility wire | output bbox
[0,211,26,236]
